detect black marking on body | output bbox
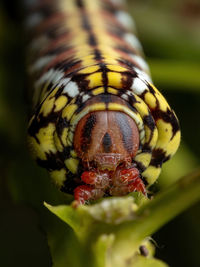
[81,113,97,152]
[152,108,180,138]
[134,159,146,173]
[81,13,91,31]
[121,73,133,90]
[115,112,133,154]
[143,114,156,144]
[101,94,112,105]
[125,94,138,106]
[54,58,82,73]
[28,112,58,140]
[118,59,138,77]
[141,144,152,153]
[72,73,90,90]
[150,148,169,167]
[118,59,135,69]
[36,151,65,171]
[79,4,98,47]
[61,167,83,194]
[102,132,112,153]
[143,114,155,131]
[99,63,109,90]
[89,34,97,46]
[147,84,156,96]
[94,49,103,60]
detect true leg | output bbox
[111,167,147,196]
[74,185,104,204]
[81,171,110,188]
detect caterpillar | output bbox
[25,0,181,204]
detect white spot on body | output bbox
[63,81,79,98]
[129,55,150,73]
[124,33,143,51]
[116,11,135,30]
[135,67,152,83]
[121,94,129,100]
[29,55,55,73]
[35,69,64,88]
[131,77,147,95]
[59,77,71,86]
[50,69,65,84]
[82,94,91,102]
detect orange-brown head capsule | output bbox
[73,110,146,204]
[73,110,140,170]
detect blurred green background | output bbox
[0,0,200,266]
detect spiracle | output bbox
[26,0,181,204]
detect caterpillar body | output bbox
[26,0,181,204]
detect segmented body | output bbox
[26,0,181,203]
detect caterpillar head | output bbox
[73,110,139,171]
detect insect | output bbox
[26,0,181,204]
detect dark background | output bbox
[0,0,200,266]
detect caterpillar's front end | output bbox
[26,0,181,204]
[73,96,146,204]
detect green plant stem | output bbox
[108,169,200,265]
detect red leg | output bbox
[81,171,110,189]
[119,168,140,184]
[74,185,104,205]
[111,167,147,196]
[81,171,97,185]
[127,177,147,196]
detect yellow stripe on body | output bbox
[142,166,161,186]
[78,65,100,74]
[154,119,181,157]
[92,87,105,95]
[107,65,129,72]
[143,92,157,109]
[54,95,68,112]
[59,1,97,67]
[134,153,152,169]
[107,87,119,94]
[87,72,104,88]
[64,158,79,174]
[28,123,57,161]
[133,94,158,147]
[50,169,67,187]
[62,104,78,120]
